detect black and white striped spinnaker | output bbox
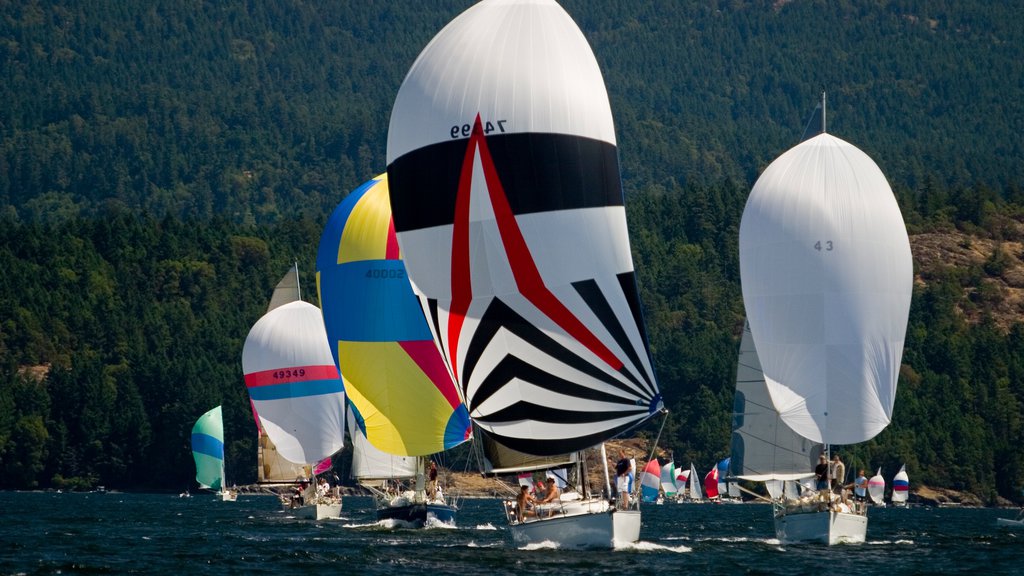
[386,0,662,456]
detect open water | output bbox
[2,491,1022,575]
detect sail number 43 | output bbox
[450,120,507,139]
[814,240,834,251]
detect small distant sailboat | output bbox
[190,406,237,501]
[640,460,662,504]
[660,461,678,501]
[892,464,910,506]
[316,174,471,526]
[242,268,346,520]
[704,465,720,502]
[868,468,887,507]
[685,462,704,502]
[385,0,664,548]
[738,93,913,544]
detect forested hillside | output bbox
[1,1,1024,501]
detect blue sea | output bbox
[2,491,1022,575]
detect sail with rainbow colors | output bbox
[242,300,345,466]
[316,173,471,457]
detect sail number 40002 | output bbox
[450,119,507,139]
[365,268,406,279]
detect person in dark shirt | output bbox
[814,454,829,491]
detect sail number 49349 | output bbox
[450,120,507,139]
[273,368,305,379]
[814,240,834,251]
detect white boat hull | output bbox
[508,498,640,549]
[218,490,237,502]
[294,502,342,520]
[775,509,867,545]
[996,517,1024,529]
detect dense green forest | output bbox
[1,1,1023,501]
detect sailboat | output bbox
[385,0,664,548]
[316,174,472,526]
[868,468,886,507]
[892,464,910,506]
[704,465,720,502]
[660,461,678,501]
[242,272,346,520]
[190,405,237,501]
[681,463,703,502]
[738,94,913,544]
[730,320,823,504]
[252,267,316,489]
[640,460,662,504]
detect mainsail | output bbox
[316,173,471,456]
[738,132,913,446]
[191,405,226,491]
[731,321,822,481]
[242,300,345,465]
[347,405,417,486]
[385,0,662,457]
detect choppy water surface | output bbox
[2,492,1021,575]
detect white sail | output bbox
[868,468,886,504]
[266,263,301,313]
[738,132,913,445]
[347,406,417,484]
[731,321,822,481]
[242,301,346,465]
[386,0,662,456]
[688,462,703,501]
[892,464,909,504]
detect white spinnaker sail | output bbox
[892,464,909,503]
[868,468,886,504]
[386,0,662,456]
[731,321,822,481]
[738,132,913,445]
[242,301,346,465]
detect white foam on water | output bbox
[519,540,561,550]
[615,540,691,553]
[474,523,498,531]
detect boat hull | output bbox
[508,499,639,549]
[294,502,342,521]
[218,490,237,502]
[376,502,457,526]
[775,509,867,545]
[996,517,1024,529]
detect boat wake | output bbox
[423,517,457,530]
[519,540,561,551]
[473,523,498,531]
[615,541,691,553]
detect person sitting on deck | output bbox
[516,485,537,522]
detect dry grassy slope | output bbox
[445,438,656,498]
[910,224,1024,332]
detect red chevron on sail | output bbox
[447,115,625,376]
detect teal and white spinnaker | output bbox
[192,406,226,491]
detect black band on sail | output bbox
[387,132,623,233]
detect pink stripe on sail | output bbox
[314,458,332,476]
[398,340,462,410]
[244,365,340,388]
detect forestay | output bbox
[316,174,471,456]
[386,0,662,456]
[738,133,913,445]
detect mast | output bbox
[821,91,827,134]
[293,261,301,300]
